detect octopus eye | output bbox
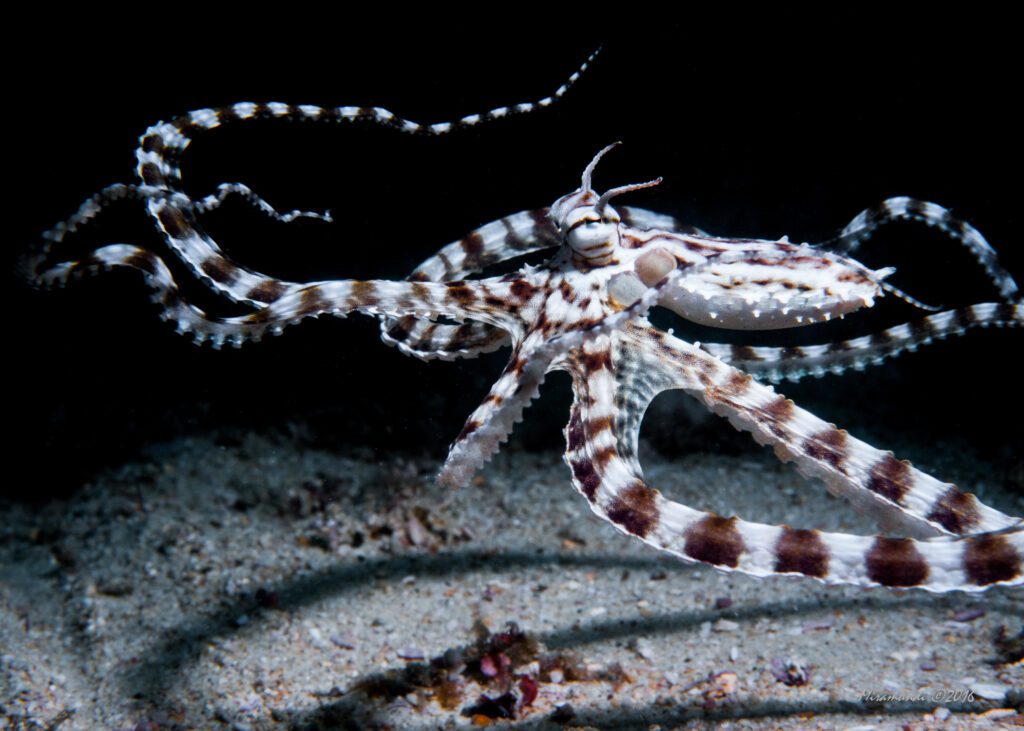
[567,217,600,233]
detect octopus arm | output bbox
[561,323,1022,592]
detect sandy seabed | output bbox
[2,430,1021,730]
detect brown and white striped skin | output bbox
[561,326,1022,592]
[26,50,599,318]
[829,197,1019,302]
[378,205,700,361]
[25,63,1022,594]
[698,302,1023,383]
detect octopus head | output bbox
[549,143,661,267]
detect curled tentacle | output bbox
[826,196,1020,303]
[30,50,600,311]
[25,181,326,293]
[134,50,600,306]
[24,182,179,282]
[649,328,1018,538]
[560,323,1022,592]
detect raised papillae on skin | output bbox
[24,50,1023,594]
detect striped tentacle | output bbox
[658,331,1019,538]
[381,320,509,362]
[33,243,251,348]
[562,325,1022,592]
[190,182,332,223]
[700,302,1023,383]
[35,244,528,350]
[25,182,182,282]
[380,209,559,360]
[25,181,328,286]
[134,52,600,307]
[405,210,558,282]
[563,324,678,485]
[437,328,553,487]
[618,206,706,235]
[827,197,1020,303]
[138,48,599,190]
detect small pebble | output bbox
[951,607,985,622]
[397,646,425,660]
[713,619,739,633]
[978,708,1017,720]
[802,618,834,632]
[331,634,356,650]
[632,639,657,661]
[968,682,1009,702]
